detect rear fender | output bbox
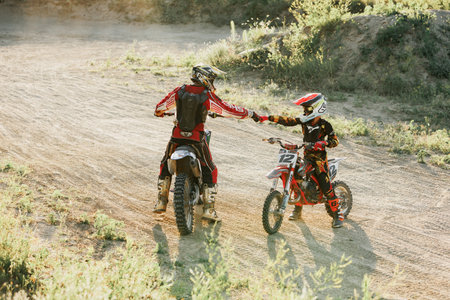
[168,147,201,178]
[266,166,289,179]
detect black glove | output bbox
[251,111,261,123]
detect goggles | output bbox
[303,106,313,115]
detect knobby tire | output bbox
[262,190,284,234]
[173,173,194,235]
[325,180,353,218]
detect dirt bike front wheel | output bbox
[325,180,353,218]
[173,173,194,235]
[262,190,284,234]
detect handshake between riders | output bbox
[153,64,344,229]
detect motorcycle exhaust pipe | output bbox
[190,158,201,178]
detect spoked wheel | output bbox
[173,173,194,235]
[325,180,353,218]
[262,190,284,234]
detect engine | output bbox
[301,179,319,202]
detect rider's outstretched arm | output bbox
[206,90,257,120]
[266,115,302,126]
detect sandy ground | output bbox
[1,8,449,299]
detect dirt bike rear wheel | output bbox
[325,180,353,218]
[262,190,284,234]
[173,173,194,235]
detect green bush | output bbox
[93,212,127,241]
[0,204,39,296]
[39,242,172,299]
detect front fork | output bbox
[272,169,295,216]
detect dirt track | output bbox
[1,9,449,299]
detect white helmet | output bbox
[191,64,226,92]
[293,93,327,123]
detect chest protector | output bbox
[302,121,326,143]
[176,86,208,132]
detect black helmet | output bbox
[191,64,226,92]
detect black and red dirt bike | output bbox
[163,112,219,236]
[261,137,353,234]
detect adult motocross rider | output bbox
[260,93,344,228]
[153,64,261,222]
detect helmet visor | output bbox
[303,106,313,115]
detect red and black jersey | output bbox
[155,85,253,141]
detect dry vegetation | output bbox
[1,161,385,299]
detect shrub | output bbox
[39,242,172,299]
[430,154,450,169]
[0,204,39,296]
[93,211,127,241]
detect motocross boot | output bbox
[153,176,171,213]
[202,184,221,222]
[328,197,344,228]
[288,205,302,220]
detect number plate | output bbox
[277,149,297,165]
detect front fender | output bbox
[266,166,289,179]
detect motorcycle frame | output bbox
[267,149,346,212]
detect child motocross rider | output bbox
[260,93,344,228]
[153,64,261,222]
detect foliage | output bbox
[0,170,41,297]
[0,205,39,296]
[200,0,449,128]
[290,0,352,31]
[38,242,172,299]
[0,161,30,176]
[189,236,377,299]
[330,116,450,168]
[190,228,235,299]
[429,154,450,169]
[93,211,127,241]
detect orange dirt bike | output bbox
[261,137,353,234]
[163,112,220,235]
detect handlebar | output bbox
[262,137,304,150]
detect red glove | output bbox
[260,116,269,123]
[306,141,327,151]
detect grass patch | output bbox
[0,206,40,296]
[189,231,386,299]
[429,154,450,169]
[37,241,172,299]
[93,211,127,241]
[0,167,42,297]
[330,116,450,168]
